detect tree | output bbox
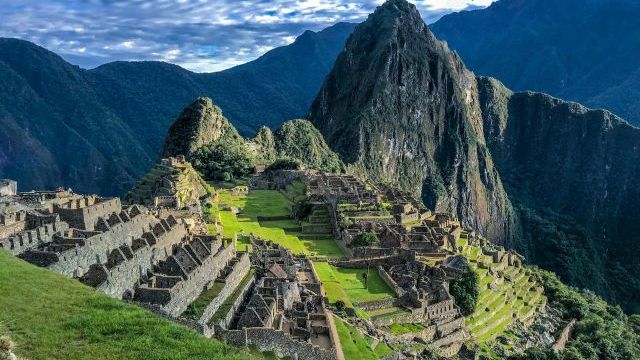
[191,140,254,181]
[350,232,379,247]
[449,269,479,316]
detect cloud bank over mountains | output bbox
[0,0,492,72]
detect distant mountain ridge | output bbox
[0,22,356,195]
[430,0,640,126]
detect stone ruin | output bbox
[0,181,246,323]
[0,179,17,196]
[125,156,207,211]
[213,237,343,360]
[304,173,463,260]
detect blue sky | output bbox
[0,0,493,72]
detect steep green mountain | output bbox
[161,97,244,159]
[161,98,343,176]
[430,0,640,126]
[273,119,343,173]
[309,0,516,244]
[0,22,356,195]
[309,0,640,312]
[0,38,152,196]
[479,77,640,313]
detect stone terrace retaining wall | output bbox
[159,242,236,317]
[372,311,427,327]
[96,224,187,298]
[377,266,405,297]
[212,275,256,330]
[331,251,414,269]
[46,213,156,277]
[355,298,396,311]
[0,220,69,256]
[197,253,251,325]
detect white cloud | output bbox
[0,0,494,72]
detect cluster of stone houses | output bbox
[212,237,343,360]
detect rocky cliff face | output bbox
[309,0,515,243]
[479,77,640,312]
[161,97,243,159]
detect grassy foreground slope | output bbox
[0,250,260,360]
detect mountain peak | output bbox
[309,0,514,244]
[160,97,242,159]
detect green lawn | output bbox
[313,262,395,305]
[387,323,427,336]
[333,316,392,360]
[211,189,343,258]
[0,250,261,360]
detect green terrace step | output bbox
[369,307,407,321]
[296,234,334,240]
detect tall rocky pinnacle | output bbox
[161,97,243,159]
[309,0,515,243]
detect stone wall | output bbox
[46,213,157,277]
[94,223,187,298]
[377,266,405,297]
[352,247,397,258]
[213,276,256,330]
[244,327,338,360]
[149,241,236,317]
[55,198,122,230]
[355,298,396,311]
[0,179,17,196]
[331,251,414,269]
[197,253,251,325]
[0,220,68,256]
[552,319,576,352]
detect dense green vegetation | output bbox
[265,157,303,172]
[508,269,640,360]
[349,232,379,248]
[273,119,344,173]
[192,140,255,181]
[449,266,479,316]
[0,250,261,360]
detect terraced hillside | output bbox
[0,249,263,360]
[458,236,547,355]
[125,158,209,207]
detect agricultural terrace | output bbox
[208,181,344,258]
[457,237,547,350]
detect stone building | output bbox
[0,179,17,196]
[214,237,343,360]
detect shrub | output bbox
[266,157,303,172]
[350,232,379,248]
